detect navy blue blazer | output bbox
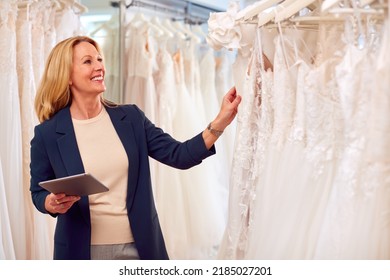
[30,104,215,260]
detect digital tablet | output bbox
[39,173,109,196]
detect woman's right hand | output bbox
[45,192,80,214]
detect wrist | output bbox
[207,122,224,137]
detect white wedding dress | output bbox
[0,158,14,260]
[214,12,390,259]
[199,47,230,221]
[17,5,42,260]
[170,47,226,259]
[151,36,189,259]
[246,26,343,259]
[0,1,24,259]
[314,21,390,259]
[217,22,260,260]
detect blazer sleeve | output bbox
[132,105,216,169]
[30,125,55,215]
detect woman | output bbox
[30,36,241,260]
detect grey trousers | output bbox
[90,243,140,260]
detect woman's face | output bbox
[69,41,106,97]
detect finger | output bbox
[51,193,66,206]
[62,200,76,209]
[49,198,58,207]
[63,200,76,212]
[52,193,66,200]
[225,87,237,102]
[55,195,80,204]
[64,196,81,204]
[227,86,236,95]
[54,202,68,214]
[53,196,63,205]
[51,204,61,213]
[231,94,242,107]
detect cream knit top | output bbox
[72,107,134,245]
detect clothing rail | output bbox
[122,0,223,12]
[111,0,222,24]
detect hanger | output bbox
[52,0,62,9]
[290,15,344,24]
[236,0,284,21]
[191,24,207,39]
[125,11,145,33]
[184,22,203,43]
[257,4,285,27]
[150,16,174,38]
[321,0,343,12]
[307,1,320,10]
[162,18,187,40]
[127,12,164,38]
[126,12,146,29]
[274,0,318,23]
[58,0,88,14]
[89,14,119,37]
[172,20,202,43]
[73,1,88,14]
[17,0,37,8]
[289,0,347,25]
[359,0,377,6]
[89,23,109,37]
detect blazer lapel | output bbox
[55,107,90,224]
[106,106,139,212]
[56,107,85,176]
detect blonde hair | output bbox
[35,36,113,123]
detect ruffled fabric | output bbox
[206,1,242,51]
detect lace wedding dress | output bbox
[314,21,390,259]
